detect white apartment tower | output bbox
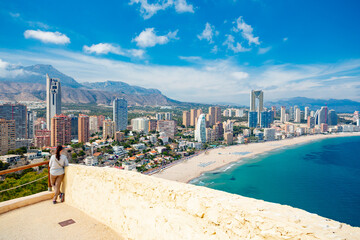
[195,114,207,143]
[46,74,61,130]
[280,106,286,123]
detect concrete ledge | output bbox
[0,191,53,214]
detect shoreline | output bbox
[153,132,360,183]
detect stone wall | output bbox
[63,165,360,240]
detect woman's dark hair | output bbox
[56,145,63,160]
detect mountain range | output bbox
[0,64,178,106]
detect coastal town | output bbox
[1,79,360,177]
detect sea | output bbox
[190,136,360,227]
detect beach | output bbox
[153,132,360,183]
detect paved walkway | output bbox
[0,200,122,240]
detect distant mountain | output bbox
[266,97,360,113]
[0,64,180,106]
[0,64,82,88]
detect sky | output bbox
[0,0,360,105]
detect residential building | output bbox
[224,132,233,145]
[208,107,216,126]
[115,131,125,142]
[103,120,115,139]
[213,121,224,140]
[157,120,177,138]
[156,113,164,120]
[328,110,338,126]
[46,74,61,130]
[280,106,286,123]
[307,116,315,129]
[51,114,71,147]
[97,115,105,130]
[164,112,172,120]
[206,128,215,143]
[78,114,90,143]
[69,115,78,140]
[264,128,276,141]
[34,130,51,148]
[89,116,99,134]
[195,114,206,143]
[295,107,301,123]
[284,113,290,122]
[214,107,221,123]
[260,111,273,128]
[248,111,258,128]
[190,109,197,126]
[113,98,128,131]
[314,106,328,125]
[321,123,328,133]
[223,119,234,133]
[27,110,35,139]
[0,104,27,139]
[304,107,310,121]
[0,119,16,155]
[131,118,149,134]
[148,119,157,132]
[182,111,190,127]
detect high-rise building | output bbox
[69,115,78,140]
[148,119,157,132]
[250,90,264,124]
[206,128,215,143]
[285,113,290,122]
[157,120,177,138]
[46,74,61,130]
[289,107,294,121]
[208,107,216,126]
[0,104,28,139]
[271,106,276,118]
[248,111,258,128]
[223,120,233,133]
[27,110,35,139]
[78,114,90,143]
[51,114,71,147]
[307,116,315,129]
[320,123,328,133]
[89,116,99,134]
[327,110,338,126]
[224,132,233,145]
[280,106,286,123]
[0,119,16,155]
[103,120,115,139]
[115,131,125,142]
[113,98,128,131]
[310,111,315,117]
[164,112,172,120]
[97,115,105,130]
[195,114,206,143]
[304,107,310,120]
[295,107,301,123]
[264,128,276,141]
[34,130,51,148]
[214,107,221,124]
[182,111,190,127]
[156,113,164,120]
[314,106,328,125]
[190,109,197,126]
[260,111,273,128]
[131,118,149,134]
[213,122,224,140]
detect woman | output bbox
[49,145,69,204]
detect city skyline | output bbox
[0,0,360,104]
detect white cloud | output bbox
[283,37,288,42]
[223,35,251,53]
[232,16,260,45]
[1,50,360,104]
[9,12,20,18]
[133,28,178,48]
[83,43,145,59]
[129,0,194,19]
[211,45,219,54]
[24,30,70,44]
[258,46,272,54]
[197,23,217,44]
[174,0,194,13]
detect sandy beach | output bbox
[153,132,360,183]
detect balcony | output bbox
[1,164,360,239]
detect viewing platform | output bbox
[1,164,360,240]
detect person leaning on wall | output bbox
[49,145,69,204]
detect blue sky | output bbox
[0,0,360,104]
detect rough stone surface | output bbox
[64,165,360,240]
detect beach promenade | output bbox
[153,132,360,183]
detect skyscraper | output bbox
[157,120,177,138]
[271,106,276,118]
[103,120,115,139]
[295,107,301,123]
[131,118,149,134]
[78,114,90,143]
[304,107,310,120]
[0,104,27,139]
[260,111,273,128]
[182,111,190,127]
[27,111,35,139]
[195,114,206,143]
[250,90,264,126]
[248,111,258,128]
[190,109,197,126]
[307,116,315,129]
[208,107,216,126]
[89,116,99,134]
[0,119,16,155]
[280,106,286,123]
[46,74,61,130]
[164,112,172,120]
[113,98,128,131]
[314,106,328,125]
[327,110,338,126]
[69,115,78,140]
[51,114,71,147]
[214,107,222,123]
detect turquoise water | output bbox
[191,136,360,227]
